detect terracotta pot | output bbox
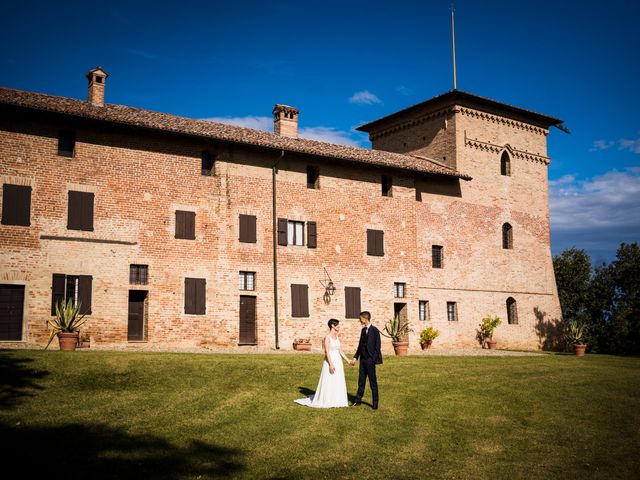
[487,340,497,350]
[293,343,311,351]
[58,332,79,351]
[392,341,409,356]
[574,344,586,357]
[420,340,432,350]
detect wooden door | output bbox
[239,296,257,344]
[128,290,147,341]
[0,285,24,341]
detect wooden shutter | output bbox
[307,221,317,248]
[175,211,184,239]
[185,278,196,314]
[376,230,384,256]
[367,229,374,255]
[291,284,309,317]
[196,278,206,314]
[2,184,31,226]
[345,287,361,319]
[78,275,92,315]
[239,296,257,344]
[239,215,257,243]
[176,211,196,239]
[82,192,94,231]
[51,273,66,315]
[68,191,82,230]
[277,218,288,246]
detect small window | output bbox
[367,229,384,256]
[394,282,405,298]
[501,151,511,176]
[58,130,76,157]
[240,272,256,291]
[130,265,149,285]
[287,221,304,246]
[51,273,92,315]
[201,151,214,176]
[96,76,103,84]
[67,191,94,231]
[1,184,31,226]
[291,284,309,317]
[507,297,518,324]
[185,278,206,314]
[447,302,458,322]
[175,210,196,240]
[432,245,443,269]
[382,175,393,197]
[239,215,257,243]
[502,223,513,249]
[307,166,319,189]
[419,300,429,321]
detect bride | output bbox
[294,319,350,408]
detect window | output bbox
[240,271,256,291]
[239,214,257,243]
[447,302,458,322]
[1,184,31,226]
[307,165,319,189]
[502,223,513,249]
[344,287,361,319]
[382,175,392,197]
[58,130,76,157]
[129,265,149,285]
[201,151,214,176]
[507,297,518,324]
[51,273,92,315]
[501,151,511,176]
[184,278,206,314]
[419,300,429,321]
[432,245,443,268]
[287,221,304,246]
[67,191,94,231]
[291,284,309,317]
[394,282,406,298]
[175,210,196,239]
[367,229,384,256]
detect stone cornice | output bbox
[369,108,451,140]
[459,107,548,136]
[464,133,550,165]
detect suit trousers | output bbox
[356,357,378,405]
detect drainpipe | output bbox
[272,150,285,349]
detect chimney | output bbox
[272,104,299,138]
[86,67,108,106]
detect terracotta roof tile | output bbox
[0,87,472,180]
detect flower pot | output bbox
[293,343,311,351]
[58,332,79,351]
[392,341,409,356]
[420,340,432,350]
[487,340,497,350]
[574,344,586,357]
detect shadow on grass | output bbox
[0,352,49,410]
[297,386,364,406]
[1,421,244,479]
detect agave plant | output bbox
[381,314,411,342]
[563,321,586,346]
[45,298,88,349]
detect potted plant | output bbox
[45,298,89,351]
[381,314,412,355]
[563,321,586,357]
[419,326,440,350]
[480,315,501,349]
[293,338,312,351]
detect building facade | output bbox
[0,68,563,352]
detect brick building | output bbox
[0,68,563,352]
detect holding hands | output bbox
[349,358,357,366]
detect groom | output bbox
[350,311,382,410]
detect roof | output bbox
[357,89,564,132]
[0,87,471,180]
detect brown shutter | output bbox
[175,211,184,239]
[366,229,374,255]
[195,278,206,314]
[277,218,288,246]
[376,230,384,256]
[239,296,257,344]
[2,184,31,226]
[51,274,66,315]
[291,284,309,317]
[185,278,196,314]
[239,215,257,243]
[82,192,94,231]
[186,211,196,239]
[78,275,92,315]
[307,221,317,248]
[68,191,82,230]
[345,287,361,319]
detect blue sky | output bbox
[1,0,638,263]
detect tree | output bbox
[608,243,640,354]
[553,248,593,323]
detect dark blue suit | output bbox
[354,324,382,407]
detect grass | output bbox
[1,350,639,479]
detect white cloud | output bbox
[349,90,382,105]
[396,85,413,96]
[203,115,273,131]
[589,137,640,153]
[550,168,640,260]
[589,139,615,152]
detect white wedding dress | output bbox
[294,336,349,408]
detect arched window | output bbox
[502,223,513,249]
[507,297,518,324]
[500,151,511,176]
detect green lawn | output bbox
[1,350,639,479]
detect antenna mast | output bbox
[451,3,457,90]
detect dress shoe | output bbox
[372,404,378,410]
